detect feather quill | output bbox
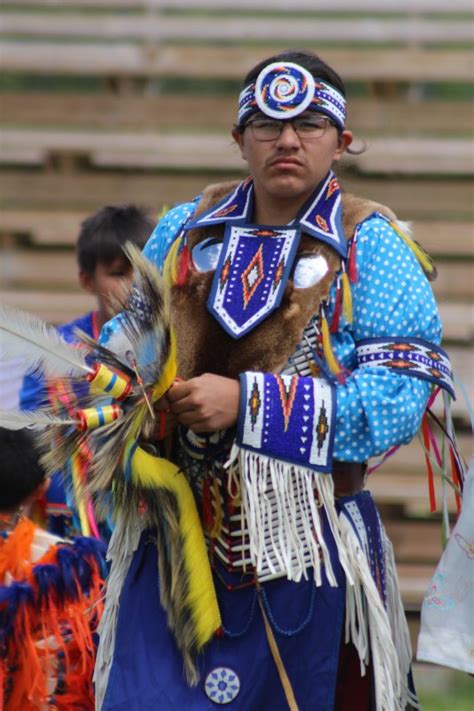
[0,303,91,378]
[0,408,77,430]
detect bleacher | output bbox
[1,0,473,652]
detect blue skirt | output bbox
[102,514,346,710]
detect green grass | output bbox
[418,691,473,711]
[415,667,473,711]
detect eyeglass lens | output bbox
[247,115,332,141]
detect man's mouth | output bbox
[269,157,303,169]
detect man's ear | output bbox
[333,130,353,162]
[231,126,246,160]
[79,269,95,294]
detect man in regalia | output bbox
[96,50,452,711]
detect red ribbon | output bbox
[422,414,436,512]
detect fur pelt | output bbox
[171,181,396,380]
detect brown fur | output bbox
[171,181,396,380]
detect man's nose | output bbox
[275,121,300,148]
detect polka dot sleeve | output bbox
[142,201,197,271]
[331,215,442,461]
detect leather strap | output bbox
[258,588,300,711]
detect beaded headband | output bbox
[238,61,346,130]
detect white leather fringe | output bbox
[341,514,415,711]
[228,445,354,587]
[384,533,420,709]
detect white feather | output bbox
[0,303,91,378]
[0,408,77,431]
[395,219,413,238]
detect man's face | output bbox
[80,256,133,319]
[232,111,352,208]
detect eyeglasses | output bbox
[244,114,336,142]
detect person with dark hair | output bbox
[0,427,46,512]
[76,204,156,315]
[0,427,106,709]
[21,204,154,409]
[95,50,454,710]
[19,204,155,538]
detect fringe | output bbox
[418,389,467,531]
[421,413,437,512]
[443,390,465,491]
[228,446,353,587]
[383,533,421,710]
[94,510,144,711]
[341,514,413,711]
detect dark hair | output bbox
[0,427,46,511]
[77,204,155,275]
[242,50,346,98]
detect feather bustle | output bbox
[0,242,220,686]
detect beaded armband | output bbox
[355,337,454,398]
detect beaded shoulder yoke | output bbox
[170,180,396,380]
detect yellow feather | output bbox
[157,204,170,221]
[131,446,221,648]
[341,270,353,324]
[71,451,91,537]
[321,312,342,377]
[390,220,435,276]
[151,329,177,403]
[162,237,181,287]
